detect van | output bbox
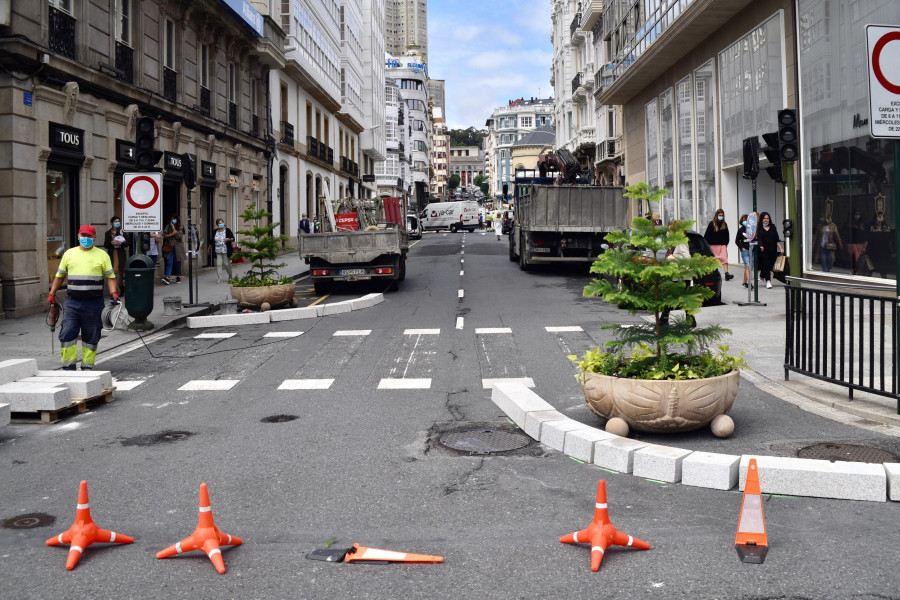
[420,201,479,232]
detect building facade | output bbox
[359,0,388,200]
[375,79,412,204]
[385,0,428,63]
[484,98,554,196]
[449,146,483,190]
[0,0,279,317]
[431,106,449,200]
[385,52,431,212]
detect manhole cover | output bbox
[798,443,899,463]
[439,428,531,454]
[261,414,299,423]
[2,513,56,529]
[120,430,193,447]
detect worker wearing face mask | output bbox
[47,225,119,370]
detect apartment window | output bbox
[250,78,257,114]
[49,0,72,12]
[164,19,175,68]
[116,0,131,44]
[521,117,532,127]
[200,44,209,88]
[228,64,236,102]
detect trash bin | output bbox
[124,254,156,329]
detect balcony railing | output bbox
[571,72,583,96]
[163,67,177,102]
[570,12,582,37]
[307,136,319,157]
[327,147,334,165]
[228,102,237,128]
[280,121,294,146]
[115,41,133,84]
[200,86,211,114]
[49,6,76,60]
[251,115,259,138]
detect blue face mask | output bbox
[79,237,93,249]
[113,222,121,228]
[218,223,225,229]
[171,220,177,224]
[717,215,724,221]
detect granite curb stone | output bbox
[186,312,271,328]
[885,463,900,501]
[738,455,887,502]
[0,402,9,427]
[0,359,38,385]
[37,370,114,389]
[682,451,742,490]
[563,427,618,463]
[490,382,554,428]
[269,307,319,322]
[321,301,353,315]
[633,445,693,483]
[0,382,71,411]
[541,420,594,453]
[19,376,104,399]
[523,409,568,440]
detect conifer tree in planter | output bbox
[229,204,297,311]
[569,183,744,438]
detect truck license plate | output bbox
[530,247,551,253]
[340,269,366,275]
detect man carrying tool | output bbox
[47,225,119,371]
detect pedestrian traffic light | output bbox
[140,232,151,252]
[761,132,783,184]
[502,183,509,198]
[777,109,799,162]
[742,136,759,180]
[135,117,162,170]
[782,218,794,238]
[182,152,196,189]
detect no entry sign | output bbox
[867,25,900,139]
[122,172,162,232]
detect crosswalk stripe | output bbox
[112,380,145,391]
[475,328,512,334]
[333,330,372,336]
[404,329,440,335]
[377,378,432,389]
[545,326,584,332]
[456,317,464,330]
[264,332,304,338]
[179,380,240,391]
[278,379,335,390]
[194,333,236,339]
[482,377,535,389]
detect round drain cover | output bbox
[439,428,531,454]
[798,443,898,464]
[2,513,56,529]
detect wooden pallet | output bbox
[10,387,116,424]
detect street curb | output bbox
[491,381,897,503]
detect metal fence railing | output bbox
[784,277,898,413]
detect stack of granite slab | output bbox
[0,359,113,422]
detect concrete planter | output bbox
[582,369,740,436]
[230,283,297,311]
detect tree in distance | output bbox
[448,174,461,191]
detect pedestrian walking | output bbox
[756,211,783,288]
[161,215,185,284]
[812,214,842,273]
[703,208,733,280]
[847,208,868,274]
[494,212,503,240]
[103,216,131,295]
[47,225,119,370]
[735,214,752,288]
[209,218,235,283]
[298,212,311,236]
[478,212,484,230]
[147,230,162,267]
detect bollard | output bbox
[219,299,238,315]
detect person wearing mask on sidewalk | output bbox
[161,215,185,284]
[47,225,119,370]
[103,216,131,296]
[703,208,733,280]
[756,211,783,289]
[146,230,162,268]
[209,218,235,283]
[735,214,752,288]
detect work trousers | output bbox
[59,296,104,369]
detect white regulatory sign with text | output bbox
[867,25,900,139]
[122,172,162,232]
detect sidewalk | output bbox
[0,250,309,370]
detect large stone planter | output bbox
[230,283,297,311]
[582,369,740,437]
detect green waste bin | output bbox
[124,254,156,329]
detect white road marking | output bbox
[460,270,464,276]
[378,378,432,389]
[456,317,464,330]
[194,333,236,339]
[178,380,240,391]
[545,326,584,332]
[482,377,535,389]
[458,289,464,299]
[475,328,512,334]
[278,379,335,390]
[333,330,372,336]
[404,329,440,335]
[264,331,304,338]
[460,258,464,263]
[112,380,145,391]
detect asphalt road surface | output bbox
[2,230,898,599]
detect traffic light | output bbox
[761,132,783,184]
[135,117,162,170]
[777,109,799,162]
[502,183,509,198]
[741,136,759,180]
[782,218,794,238]
[140,232,151,252]
[182,153,197,189]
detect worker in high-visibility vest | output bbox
[48,225,119,370]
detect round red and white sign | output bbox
[125,175,160,210]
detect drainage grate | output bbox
[261,414,299,423]
[120,430,193,447]
[798,443,899,464]
[439,428,531,455]
[2,513,56,529]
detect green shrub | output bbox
[229,205,293,287]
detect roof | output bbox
[513,126,555,148]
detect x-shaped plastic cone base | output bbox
[560,480,650,571]
[46,480,134,570]
[156,483,242,574]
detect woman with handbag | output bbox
[161,215,185,285]
[812,215,843,272]
[208,218,235,283]
[756,212,783,289]
[703,208,733,280]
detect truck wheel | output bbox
[509,235,518,262]
[450,223,458,233]
[519,235,530,271]
[398,258,406,281]
[313,280,331,295]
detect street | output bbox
[2,230,899,599]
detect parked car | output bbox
[407,214,422,240]
[501,209,515,235]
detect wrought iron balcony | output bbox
[115,42,133,84]
[228,102,237,128]
[570,12,582,37]
[607,139,616,158]
[49,6,76,60]
[280,121,294,146]
[571,72,583,96]
[251,115,259,138]
[327,147,334,165]
[163,67,177,102]
[307,136,319,157]
[340,156,350,173]
[200,86,211,114]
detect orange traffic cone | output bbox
[343,543,443,563]
[46,480,134,570]
[735,458,768,563]
[156,483,242,574]
[559,479,650,572]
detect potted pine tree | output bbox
[229,204,297,311]
[569,183,744,438]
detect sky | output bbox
[427,0,553,130]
